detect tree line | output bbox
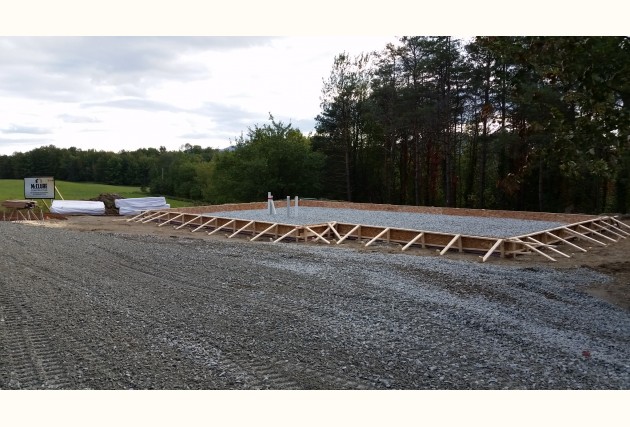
[1,36,628,214]
[314,36,629,214]
[0,118,324,204]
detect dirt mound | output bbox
[89,193,125,215]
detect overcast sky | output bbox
[0,36,399,155]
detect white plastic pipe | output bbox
[294,196,299,217]
[268,192,276,215]
[287,196,291,217]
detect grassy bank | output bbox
[0,180,194,209]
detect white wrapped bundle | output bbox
[115,197,167,209]
[50,200,106,215]
[118,204,170,216]
[115,197,170,215]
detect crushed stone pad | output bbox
[205,207,568,238]
[0,221,628,390]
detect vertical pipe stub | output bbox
[268,192,276,215]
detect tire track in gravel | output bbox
[97,256,376,388]
[0,291,72,389]
[9,241,342,389]
[0,254,158,389]
[77,242,378,389]
[155,330,372,390]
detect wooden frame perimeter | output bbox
[126,208,629,262]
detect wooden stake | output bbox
[327,222,343,241]
[273,226,300,243]
[482,239,504,262]
[440,234,461,256]
[337,224,360,244]
[602,221,630,237]
[402,232,425,251]
[512,239,557,262]
[305,226,331,244]
[564,228,607,246]
[578,224,617,242]
[207,219,235,236]
[127,210,153,222]
[135,211,161,223]
[365,228,390,247]
[228,220,254,238]
[142,212,169,223]
[526,236,570,258]
[192,217,216,233]
[250,223,278,241]
[175,215,202,230]
[610,217,630,231]
[157,213,184,227]
[545,231,587,252]
[594,221,626,239]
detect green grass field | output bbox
[0,180,194,210]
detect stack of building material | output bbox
[115,197,170,215]
[2,200,38,209]
[50,200,105,215]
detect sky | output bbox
[0,36,397,155]
[0,1,622,157]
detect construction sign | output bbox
[24,176,55,199]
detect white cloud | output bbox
[0,36,395,155]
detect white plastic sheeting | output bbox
[115,197,170,215]
[50,200,106,215]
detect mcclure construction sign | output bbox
[24,176,55,199]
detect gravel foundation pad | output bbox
[205,207,568,238]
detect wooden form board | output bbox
[126,210,628,263]
[1,207,44,222]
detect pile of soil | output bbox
[89,193,125,215]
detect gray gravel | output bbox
[206,207,567,238]
[1,220,628,390]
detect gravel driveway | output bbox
[0,221,628,389]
